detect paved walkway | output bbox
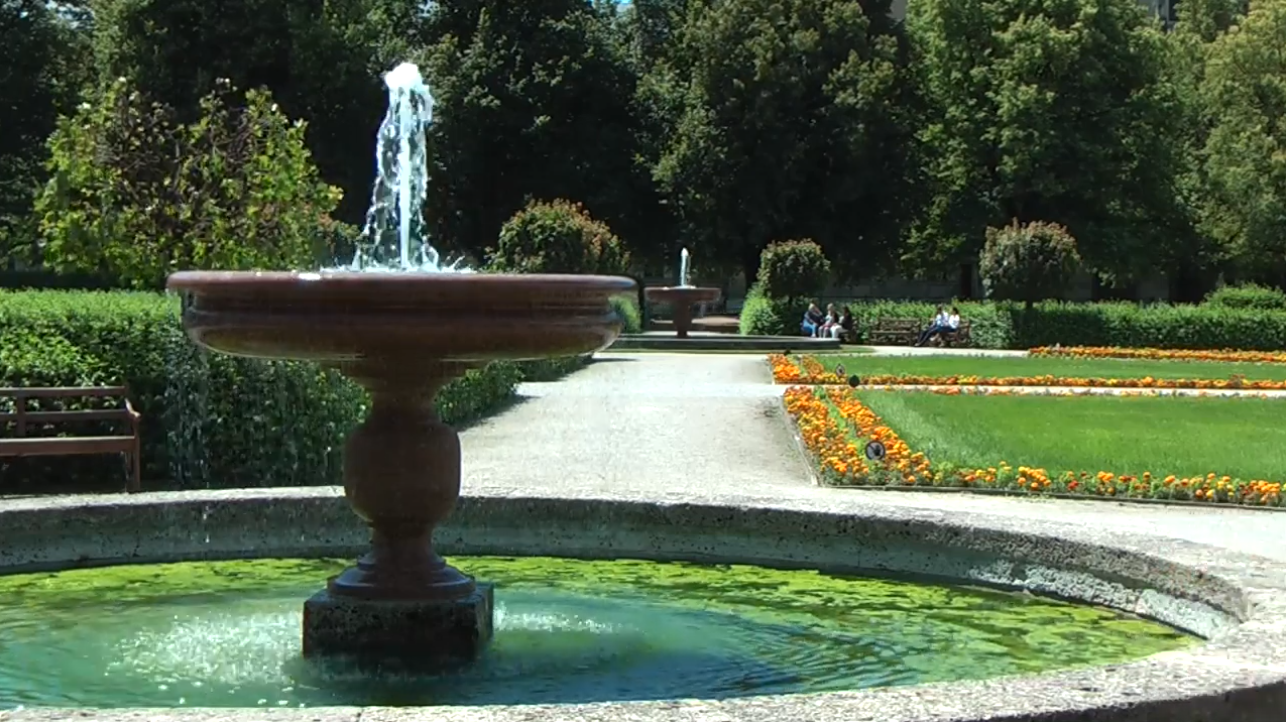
[461,352,1286,561]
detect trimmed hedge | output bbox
[740,287,1286,351]
[0,290,587,494]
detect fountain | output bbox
[643,248,721,339]
[167,62,634,666]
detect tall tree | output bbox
[89,0,410,228]
[1200,0,1286,285]
[652,0,916,282]
[906,0,1187,285]
[419,1,647,263]
[0,0,90,265]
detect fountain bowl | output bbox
[168,271,637,363]
[643,285,722,339]
[166,269,637,666]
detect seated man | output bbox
[801,302,826,337]
[915,305,950,347]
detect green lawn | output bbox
[855,391,1286,481]
[817,354,1286,382]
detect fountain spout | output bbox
[679,248,691,288]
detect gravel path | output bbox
[461,352,1286,561]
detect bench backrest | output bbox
[0,387,134,438]
[875,318,922,329]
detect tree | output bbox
[89,0,411,227]
[419,2,647,264]
[0,0,90,265]
[906,0,1187,285]
[978,220,1082,310]
[36,78,339,289]
[1199,0,1286,285]
[651,0,916,283]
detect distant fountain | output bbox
[644,248,720,339]
[168,62,634,668]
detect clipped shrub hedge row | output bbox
[0,290,589,495]
[740,286,1286,351]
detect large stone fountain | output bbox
[644,248,721,338]
[167,63,635,666]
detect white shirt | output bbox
[946,313,960,330]
[933,311,948,326]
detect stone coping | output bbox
[1,488,1285,721]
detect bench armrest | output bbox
[124,399,141,433]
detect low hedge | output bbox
[0,290,588,494]
[741,288,1286,351]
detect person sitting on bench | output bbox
[915,305,950,346]
[801,302,826,337]
[940,306,963,343]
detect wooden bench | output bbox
[0,387,142,493]
[933,319,974,347]
[867,318,922,346]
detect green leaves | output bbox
[35,79,338,289]
[757,239,831,302]
[907,0,1185,281]
[1199,0,1286,281]
[979,221,1083,307]
[489,199,631,275]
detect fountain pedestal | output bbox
[167,271,634,667]
[644,286,721,338]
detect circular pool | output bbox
[0,555,1190,708]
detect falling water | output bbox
[349,63,469,273]
[679,248,691,288]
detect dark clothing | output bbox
[916,323,949,346]
[801,309,825,337]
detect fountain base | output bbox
[301,584,494,668]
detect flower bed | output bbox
[768,354,1286,390]
[1030,346,1286,364]
[782,384,1283,507]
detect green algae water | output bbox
[0,556,1192,708]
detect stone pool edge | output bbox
[0,487,1283,722]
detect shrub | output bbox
[1204,283,1286,311]
[756,240,831,302]
[489,199,630,275]
[0,291,583,494]
[611,294,643,334]
[979,221,1082,309]
[36,78,338,290]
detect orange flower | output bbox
[1030,346,1286,365]
[779,385,1285,508]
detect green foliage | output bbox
[1198,0,1286,280]
[611,294,644,334]
[1204,283,1286,311]
[0,0,89,265]
[756,240,831,302]
[35,78,339,289]
[0,290,583,494]
[979,221,1082,307]
[740,294,1286,351]
[906,0,1186,281]
[420,2,650,263]
[489,199,631,275]
[653,0,914,279]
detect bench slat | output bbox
[0,436,136,457]
[0,409,134,425]
[0,386,130,399]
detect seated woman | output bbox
[828,305,855,340]
[801,303,826,337]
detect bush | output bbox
[611,294,643,334]
[488,199,631,275]
[1204,283,1286,311]
[979,221,1082,308]
[756,240,831,302]
[0,291,584,494]
[1007,301,1286,351]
